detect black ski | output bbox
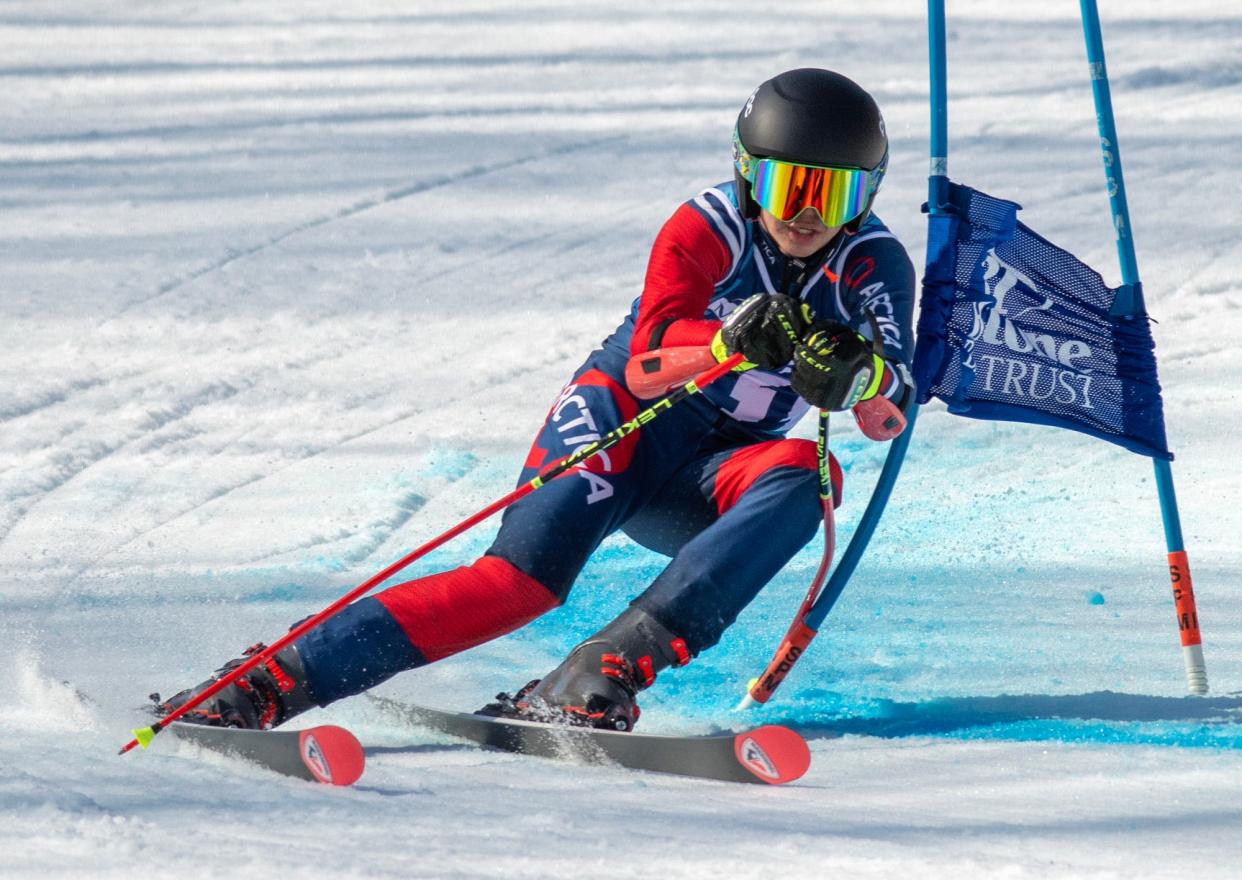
[166,722,365,786]
[368,695,810,785]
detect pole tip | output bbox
[132,726,158,749]
[1183,645,1208,695]
[734,678,762,711]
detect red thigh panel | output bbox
[375,555,558,662]
[711,438,843,515]
[523,368,640,475]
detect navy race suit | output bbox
[617,181,913,432]
[292,181,915,706]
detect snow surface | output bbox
[2,1,1241,877]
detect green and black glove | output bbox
[711,293,812,371]
[790,320,885,411]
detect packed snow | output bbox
[2,1,1240,877]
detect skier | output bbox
[155,68,916,733]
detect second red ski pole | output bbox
[120,352,746,754]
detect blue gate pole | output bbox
[803,0,947,630]
[927,0,950,214]
[1079,0,1207,694]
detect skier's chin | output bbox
[760,211,839,258]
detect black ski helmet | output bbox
[733,68,889,231]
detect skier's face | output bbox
[759,207,841,259]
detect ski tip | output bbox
[298,725,365,786]
[733,725,811,785]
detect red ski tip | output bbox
[298,725,365,786]
[733,725,811,785]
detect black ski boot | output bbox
[151,643,317,730]
[481,607,691,732]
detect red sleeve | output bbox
[631,202,733,355]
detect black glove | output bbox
[790,321,882,411]
[712,293,810,371]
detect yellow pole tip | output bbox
[132,726,157,749]
[747,677,759,691]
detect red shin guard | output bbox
[376,555,558,662]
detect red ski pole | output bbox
[738,409,836,708]
[120,352,746,754]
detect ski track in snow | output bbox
[112,133,627,318]
[2,2,1241,878]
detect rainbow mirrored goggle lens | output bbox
[748,157,879,226]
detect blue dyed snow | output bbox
[420,448,478,482]
[766,690,1242,750]
[949,718,1242,750]
[234,447,1242,753]
[248,582,311,602]
[524,534,1242,752]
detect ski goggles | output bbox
[741,154,882,227]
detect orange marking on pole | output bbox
[1167,550,1201,647]
[748,621,818,704]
